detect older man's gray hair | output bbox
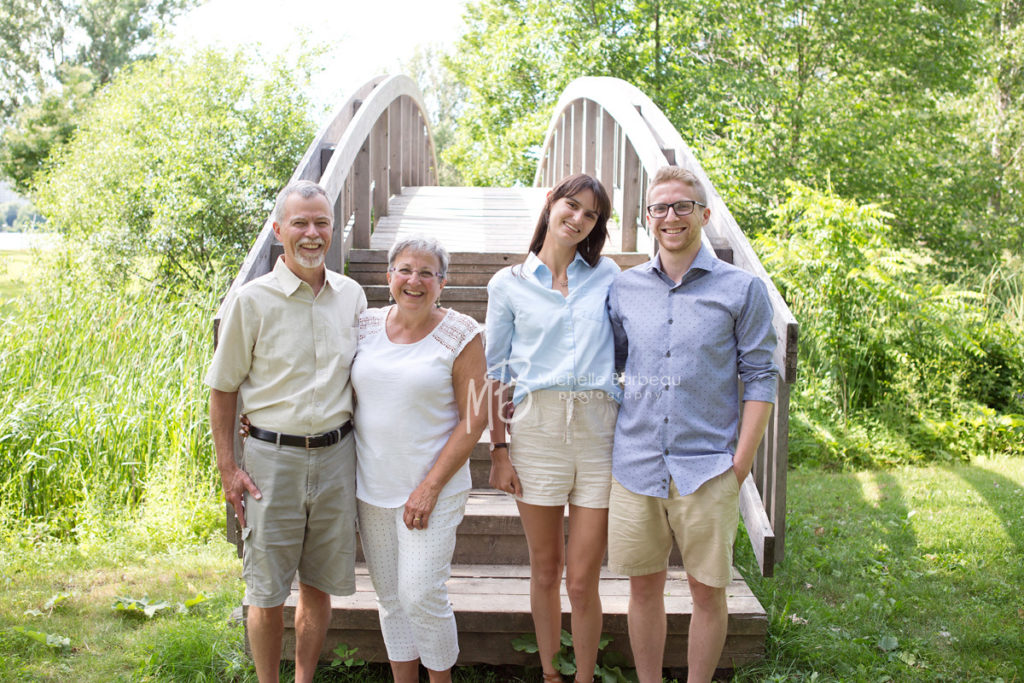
[273,180,331,224]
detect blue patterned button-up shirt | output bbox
[607,243,779,497]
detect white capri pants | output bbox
[357,491,468,670]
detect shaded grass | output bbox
[735,456,1024,682]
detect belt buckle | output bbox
[305,435,312,449]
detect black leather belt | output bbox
[248,421,352,449]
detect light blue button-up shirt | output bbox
[485,251,622,406]
[607,244,778,497]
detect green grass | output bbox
[734,456,1024,682]
[1,459,1021,682]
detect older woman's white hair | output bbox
[387,235,450,279]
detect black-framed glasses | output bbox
[389,266,443,281]
[646,200,706,218]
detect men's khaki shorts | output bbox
[607,469,739,588]
[241,432,357,607]
[508,389,617,508]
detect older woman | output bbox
[351,235,487,683]
[485,174,621,683]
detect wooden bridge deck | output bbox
[368,186,646,254]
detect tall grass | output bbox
[0,254,222,546]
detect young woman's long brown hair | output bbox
[525,173,612,267]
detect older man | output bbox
[607,167,778,683]
[206,180,366,683]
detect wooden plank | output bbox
[738,476,775,577]
[261,564,767,667]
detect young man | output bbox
[206,180,366,683]
[607,167,778,683]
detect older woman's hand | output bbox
[403,481,441,530]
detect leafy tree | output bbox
[404,45,468,186]
[0,0,195,190]
[445,0,994,257]
[32,47,316,291]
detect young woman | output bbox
[485,174,620,683]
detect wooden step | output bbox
[356,488,682,568]
[258,564,767,669]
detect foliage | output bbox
[0,0,196,189]
[443,0,577,186]
[404,45,467,186]
[512,630,637,682]
[446,0,1024,261]
[329,642,366,671]
[32,47,315,291]
[0,200,44,231]
[757,182,1024,468]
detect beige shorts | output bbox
[508,389,618,508]
[241,432,357,607]
[607,469,739,587]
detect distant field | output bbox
[0,250,33,301]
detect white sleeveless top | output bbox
[351,306,482,507]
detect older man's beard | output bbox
[294,240,326,269]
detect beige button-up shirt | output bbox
[205,256,367,435]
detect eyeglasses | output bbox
[389,267,443,281]
[646,200,706,218]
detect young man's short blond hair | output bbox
[646,166,708,206]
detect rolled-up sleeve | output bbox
[607,281,628,375]
[736,277,778,403]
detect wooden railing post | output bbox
[571,100,583,175]
[621,141,640,252]
[560,112,572,181]
[584,100,598,177]
[402,98,413,187]
[371,115,388,224]
[389,100,402,195]
[600,109,615,197]
[353,137,371,248]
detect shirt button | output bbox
[668,318,673,324]
[663,417,669,423]
[664,449,669,455]
[665,351,671,358]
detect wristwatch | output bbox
[489,442,509,452]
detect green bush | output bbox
[758,182,1024,468]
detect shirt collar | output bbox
[646,242,717,283]
[272,255,341,296]
[523,250,587,282]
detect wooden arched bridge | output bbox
[214,74,798,672]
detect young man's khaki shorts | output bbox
[508,389,618,508]
[607,469,739,587]
[241,432,357,607]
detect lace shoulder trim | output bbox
[432,310,481,357]
[357,307,388,343]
